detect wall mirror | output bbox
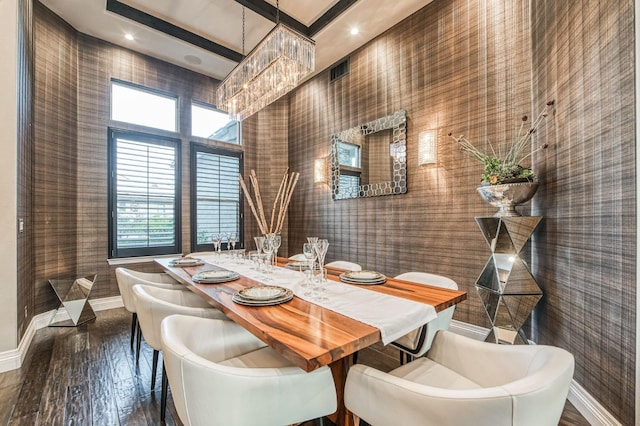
[330,110,407,200]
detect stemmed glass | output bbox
[228,232,237,258]
[253,236,265,271]
[212,233,221,256]
[262,235,275,277]
[302,243,316,293]
[312,239,329,301]
[271,234,281,267]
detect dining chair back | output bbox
[345,330,575,426]
[132,284,228,421]
[391,272,458,361]
[115,267,187,353]
[326,260,363,271]
[161,314,337,426]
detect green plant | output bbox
[450,100,554,185]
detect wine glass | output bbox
[211,233,221,255]
[302,243,316,292]
[227,232,237,259]
[253,236,265,271]
[262,235,275,277]
[271,234,281,266]
[313,239,330,294]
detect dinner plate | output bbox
[340,270,387,285]
[284,261,311,270]
[192,270,240,283]
[169,258,205,267]
[232,287,293,306]
[238,285,289,301]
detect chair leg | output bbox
[352,350,358,364]
[130,313,137,350]
[399,351,404,365]
[136,326,142,365]
[151,349,159,391]
[161,362,168,422]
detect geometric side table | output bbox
[48,274,97,327]
[475,217,543,344]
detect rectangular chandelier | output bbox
[216,23,315,121]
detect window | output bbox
[191,102,240,144]
[111,81,178,132]
[191,144,243,252]
[337,141,361,167]
[108,130,181,258]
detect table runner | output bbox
[190,253,437,345]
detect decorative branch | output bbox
[240,169,300,236]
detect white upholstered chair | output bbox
[345,330,575,426]
[132,285,228,421]
[161,314,337,426]
[391,272,458,363]
[325,260,362,271]
[115,267,186,355]
[288,253,307,261]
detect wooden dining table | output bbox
[156,256,467,426]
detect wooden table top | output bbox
[156,257,466,372]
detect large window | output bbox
[191,102,240,144]
[108,130,181,258]
[191,144,243,252]
[111,80,178,132]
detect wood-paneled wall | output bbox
[530,1,636,423]
[285,0,635,423]
[33,2,78,315]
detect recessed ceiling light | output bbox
[124,34,134,41]
[350,28,359,35]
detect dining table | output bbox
[156,253,467,426]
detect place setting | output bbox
[339,270,387,285]
[168,257,205,267]
[192,269,240,284]
[232,285,294,306]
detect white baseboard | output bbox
[0,296,123,373]
[450,319,618,425]
[568,381,622,426]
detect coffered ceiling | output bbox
[38,0,432,80]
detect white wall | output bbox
[0,0,19,352]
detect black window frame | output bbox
[190,142,244,253]
[110,79,179,133]
[108,128,182,258]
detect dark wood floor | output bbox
[0,308,589,425]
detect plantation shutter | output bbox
[110,132,180,257]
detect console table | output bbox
[48,274,97,327]
[475,217,543,344]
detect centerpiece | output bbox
[449,100,555,216]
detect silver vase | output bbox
[476,182,539,217]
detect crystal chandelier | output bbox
[216,4,315,121]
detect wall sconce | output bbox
[314,157,328,184]
[418,130,438,165]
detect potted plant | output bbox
[449,100,555,216]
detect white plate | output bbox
[232,291,293,306]
[192,270,240,283]
[238,286,289,301]
[170,258,205,267]
[343,271,384,280]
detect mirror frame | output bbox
[330,110,407,200]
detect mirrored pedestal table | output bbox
[475,217,543,344]
[48,274,97,327]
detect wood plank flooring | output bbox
[0,308,589,425]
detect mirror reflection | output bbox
[330,110,407,200]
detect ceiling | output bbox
[38,0,432,81]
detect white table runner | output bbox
[191,253,437,345]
